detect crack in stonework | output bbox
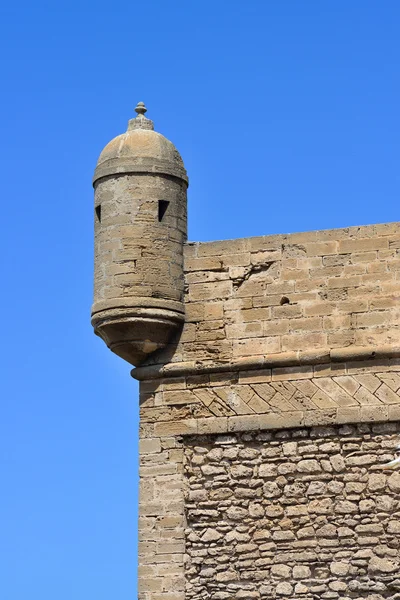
[232,261,275,289]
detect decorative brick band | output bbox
[139,360,400,438]
[132,344,400,381]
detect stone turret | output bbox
[91,102,188,366]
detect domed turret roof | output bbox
[93,102,188,184]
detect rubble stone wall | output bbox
[184,424,400,600]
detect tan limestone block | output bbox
[140,438,162,454]
[338,237,389,253]
[304,241,338,256]
[197,239,247,257]
[233,337,281,357]
[153,420,198,437]
[238,369,272,384]
[184,257,222,272]
[222,252,252,267]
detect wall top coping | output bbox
[131,344,400,381]
[184,221,399,257]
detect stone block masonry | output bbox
[136,221,400,374]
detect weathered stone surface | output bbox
[388,471,400,493]
[297,459,321,473]
[330,561,350,576]
[293,565,311,579]
[368,556,398,574]
[275,582,293,596]
[201,528,222,542]
[226,506,248,520]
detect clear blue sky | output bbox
[0,2,398,598]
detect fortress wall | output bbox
[137,221,400,600]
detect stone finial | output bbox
[135,101,147,116]
[128,101,154,131]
